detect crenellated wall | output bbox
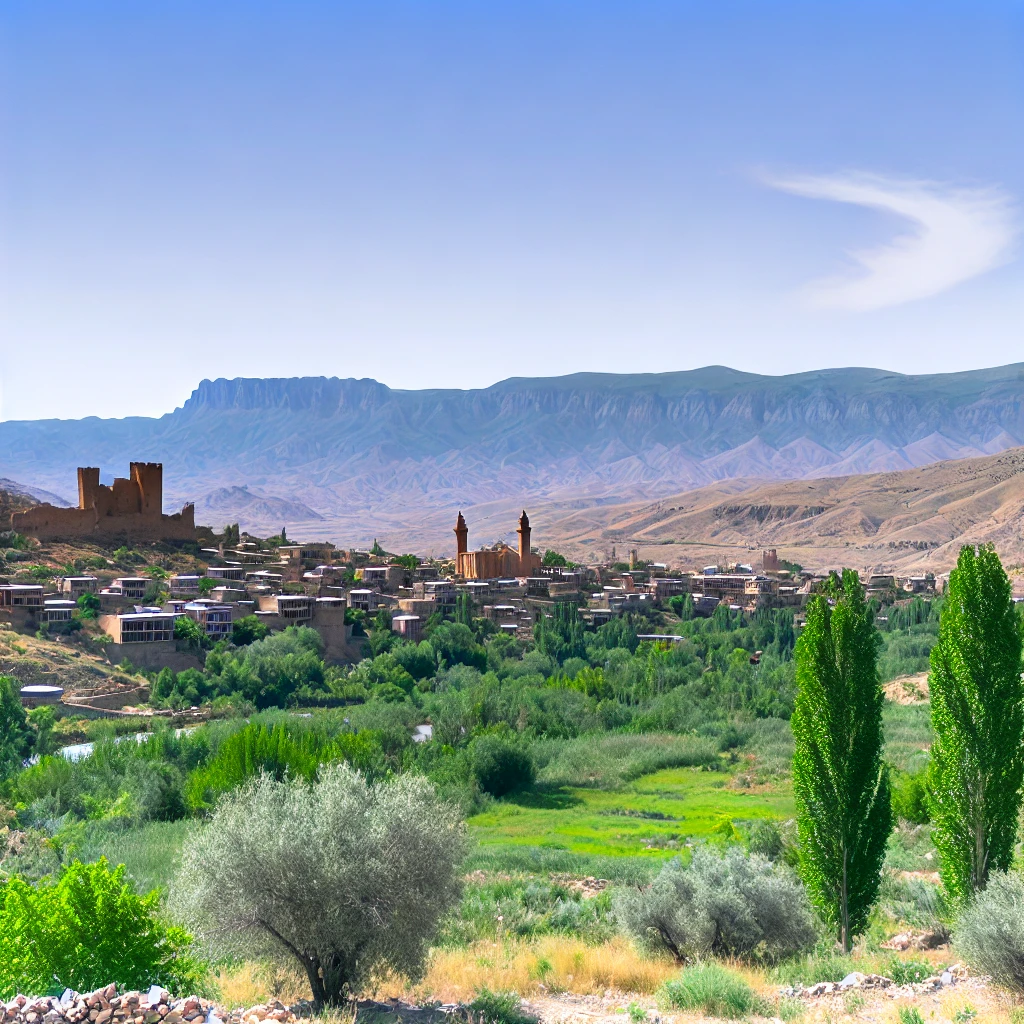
[14,461,196,543]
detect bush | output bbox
[171,763,467,1009]
[0,858,203,997]
[891,766,931,824]
[954,871,1024,991]
[615,847,817,963]
[232,615,270,646]
[471,735,536,797]
[660,963,763,1018]
[469,990,537,1024]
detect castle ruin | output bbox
[13,462,196,543]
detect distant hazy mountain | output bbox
[194,486,324,527]
[0,478,73,508]
[2,364,1023,542]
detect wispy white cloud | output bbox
[767,171,1018,311]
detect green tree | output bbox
[171,765,466,1009]
[0,676,31,778]
[198,576,218,596]
[533,602,585,663]
[0,858,202,997]
[76,591,101,618]
[232,614,270,646]
[542,549,568,567]
[455,591,473,627]
[27,705,56,758]
[174,615,210,652]
[792,569,891,951]
[929,544,1024,904]
[369,606,394,657]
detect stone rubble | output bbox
[0,986,304,1024]
[1,989,486,1024]
[780,962,972,1000]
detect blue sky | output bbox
[1,1,1022,421]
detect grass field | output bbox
[78,703,933,898]
[469,764,795,859]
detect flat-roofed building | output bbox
[649,577,692,601]
[104,611,179,643]
[278,542,337,566]
[0,584,44,609]
[207,566,246,582]
[184,601,233,639]
[44,598,77,622]
[866,574,896,594]
[169,574,201,596]
[348,589,381,613]
[108,577,149,600]
[60,576,99,599]
[258,594,316,623]
[392,614,422,643]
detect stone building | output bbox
[454,510,542,580]
[13,462,195,543]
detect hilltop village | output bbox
[0,460,939,703]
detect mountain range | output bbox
[2,364,1024,553]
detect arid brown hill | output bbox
[0,487,36,531]
[542,446,1024,574]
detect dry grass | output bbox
[211,962,312,1010]
[209,943,1020,1024]
[371,936,678,1003]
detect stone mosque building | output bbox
[454,509,542,579]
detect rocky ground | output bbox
[2,968,1005,1024]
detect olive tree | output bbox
[614,846,816,963]
[170,764,467,1009]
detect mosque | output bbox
[454,509,542,579]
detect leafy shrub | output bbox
[231,615,270,646]
[615,847,817,963]
[469,990,537,1024]
[441,877,613,945]
[659,963,764,1018]
[0,858,203,997]
[174,614,211,651]
[885,957,933,984]
[471,735,536,796]
[891,766,931,824]
[954,871,1024,991]
[897,1009,925,1024]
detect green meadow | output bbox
[469,764,795,859]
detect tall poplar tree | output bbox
[929,544,1024,904]
[792,569,891,951]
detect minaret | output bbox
[516,510,531,572]
[454,511,468,559]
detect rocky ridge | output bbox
[3,364,1024,544]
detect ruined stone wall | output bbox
[13,461,195,543]
[13,502,196,542]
